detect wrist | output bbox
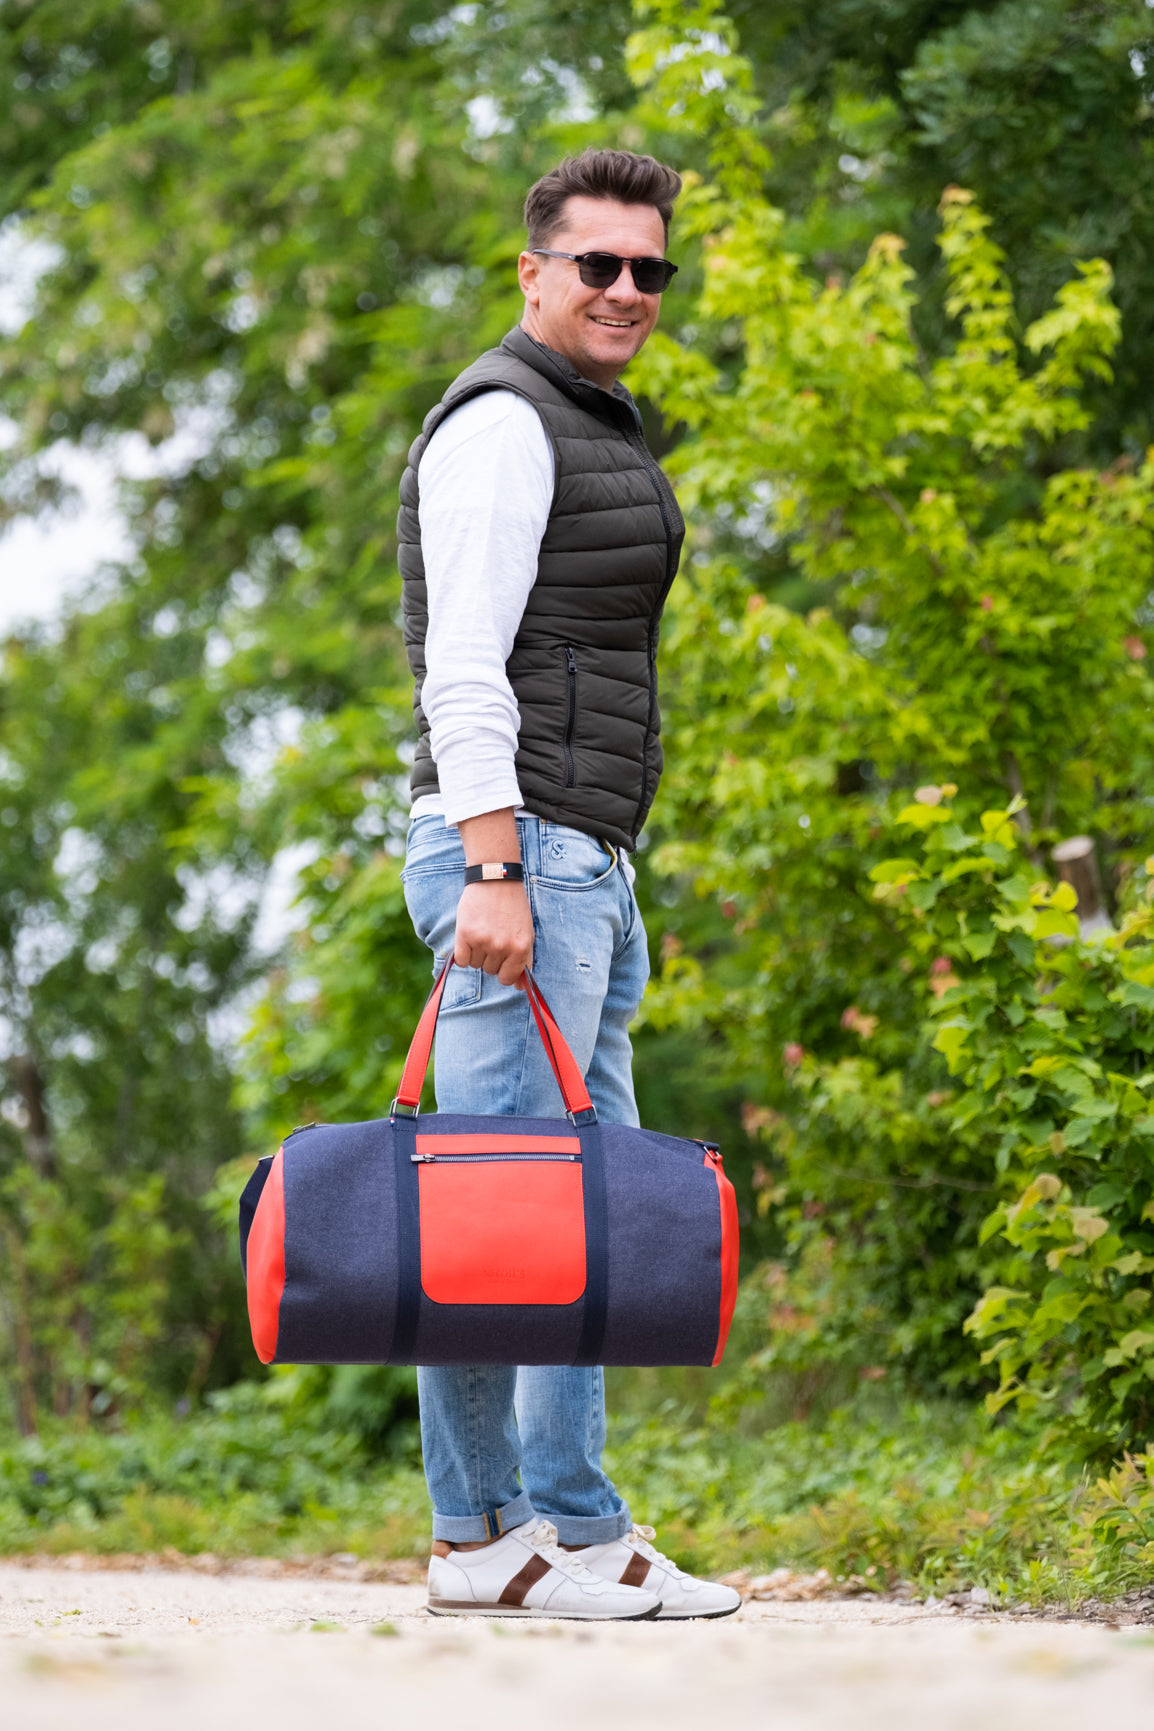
[463,861,525,885]
[458,808,520,868]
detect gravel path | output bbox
[2,1560,1152,1729]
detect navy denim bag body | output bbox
[239,963,737,1369]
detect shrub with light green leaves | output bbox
[619,1,1154,1436]
[869,793,1154,1458]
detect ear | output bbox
[518,249,542,304]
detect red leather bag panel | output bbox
[247,1148,286,1365]
[709,1154,739,1367]
[418,1159,586,1305]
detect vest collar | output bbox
[500,327,641,433]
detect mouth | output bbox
[589,315,637,329]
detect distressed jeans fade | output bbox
[401,812,650,1544]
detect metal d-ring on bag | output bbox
[238,960,738,1369]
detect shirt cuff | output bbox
[435,746,524,829]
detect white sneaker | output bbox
[426,1519,663,1620]
[574,1525,742,1620]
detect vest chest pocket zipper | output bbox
[563,645,578,787]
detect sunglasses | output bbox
[530,249,678,295]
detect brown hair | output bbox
[523,148,682,250]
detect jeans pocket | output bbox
[533,827,616,890]
[401,816,463,879]
[436,954,483,1010]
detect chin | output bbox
[585,334,639,365]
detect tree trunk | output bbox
[1,1226,39,1436]
[7,1052,57,1180]
[1052,835,1113,937]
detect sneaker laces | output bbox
[521,1519,601,1582]
[623,1524,689,1578]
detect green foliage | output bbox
[3,1376,1153,1608]
[0,1166,185,1430]
[2,0,1154,1604]
[605,1393,1075,1599]
[236,852,432,1144]
[732,786,1154,1461]
[0,1377,424,1559]
[616,3,1154,1424]
[0,1,523,1417]
[867,796,1154,1459]
[716,0,1154,453]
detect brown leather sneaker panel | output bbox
[498,1552,552,1606]
[618,1552,653,1589]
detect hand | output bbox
[454,880,535,988]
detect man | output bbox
[397,148,740,1622]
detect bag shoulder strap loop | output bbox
[392,960,596,1123]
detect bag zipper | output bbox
[412,1151,580,1164]
[563,645,578,787]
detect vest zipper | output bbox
[631,449,677,839]
[411,1152,580,1164]
[563,644,578,787]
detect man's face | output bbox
[518,196,668,390]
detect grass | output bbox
[2,1370,1152,1606]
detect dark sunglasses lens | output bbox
[577,254,623,289]
[631,259,674,294]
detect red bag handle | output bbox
[392,959,596,1123]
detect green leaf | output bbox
[868,858,922,884]
[932,1024,970,1072]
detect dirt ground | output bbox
[2,1559,1153,1730]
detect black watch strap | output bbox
[463,861,525,885]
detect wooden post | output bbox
[1052,835,1112,937]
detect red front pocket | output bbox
[416,1138,586,1305]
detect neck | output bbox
[519,315,618,392]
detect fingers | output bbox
[454,938,533,981]
[496,953,530,988]
[453,930,533,977]
[453,883,535,987]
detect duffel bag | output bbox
[238,961,738,1368]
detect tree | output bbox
[3,0,1152,1434]
[623,0,1154,1394]
[0,0,526,1416]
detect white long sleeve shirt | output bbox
[411,389,555,827]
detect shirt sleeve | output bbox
[417,389,554,827]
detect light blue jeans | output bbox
[401,812,650,1543]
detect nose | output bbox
[603,263,644,305]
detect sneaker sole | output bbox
[427,1598,662,1621]
[655,1601,742,1620]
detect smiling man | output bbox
[396,149,740,1623]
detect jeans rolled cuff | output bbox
[431,1489,535,1544]
[549,1504,632,1547]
